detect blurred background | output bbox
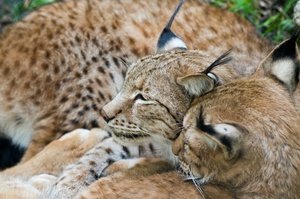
[0,0,298,44]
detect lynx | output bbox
[100,0,273,164]
[2,19,298,199]
[45,23,300,199]
[0,0,270,169]
[172,28,300,198]
[1,0,299,198]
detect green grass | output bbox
[212,0,298,44]
[12,0,60,21]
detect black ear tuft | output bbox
[202,50,232,74]
[156,0,187,52]
[271,27,300,61]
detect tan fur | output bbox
[57,35,300,198]
[0,0,270,166]
[172,58,300,197]
[3,129,107,177]
[0,128,109,198]
[0,0,291,198]
[102,4,272,162]
[76,159,233,199]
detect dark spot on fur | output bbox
[70,119,79,125]
[45,51,51,59]
[122,146,130,156]
[107,158,115,165]
[90,120,99,128]
[128,37,135,45]
[92,56,98,62]
[95,78,103,86]
[60,96,68,103]
[89,161,97,167]
[149,143,155,152]
[97,66,105,74]
[72,103,79,109]
[3,67,10,76]
[98,91,105,100]
[109,72,114,80]
[76,93,82,98]
[80,50,86,60]
[64,109,71,114]
[103,58,110,67]
[75,35,81,43]
[55,82,61,89]
[83,67,88,75]
[86,86,93,93]
[112,57,120,68]
[92,37,99,47]
[42,63,49,71]
[87,95,93,100]
[54,66,60,74]
[101,26,108,33]
[84,105,90,111]
[75,72,82,78]
[92,104,97,111]
[105,148,113,154]
[78,110,85,116]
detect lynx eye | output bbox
[134,93,146,101]
[207,72,218,85]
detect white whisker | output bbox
[190,172,206,199]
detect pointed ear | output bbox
[156,0,188,52]
[200,123,243,160]
[259,27,300,93]
[177,73,214,96]
[197,109,243,159]
[210,124,243,160]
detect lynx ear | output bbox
[259,27,300,93]
[177,73,214,96]
[177,50,232,96]
[197,110,243,159]
[206,123,242,160]
[156,0,187,52]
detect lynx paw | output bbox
[21,128,111,176]
[29,174,57,191]
[44,128,110,156]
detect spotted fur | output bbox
[0,0,298,198]
[0,0,271,168]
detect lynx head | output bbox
[101,1,237,147]
[172,28,300,197]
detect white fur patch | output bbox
[213,124,240,139]
[0,112,35,148]
[59,128,90,142]
[271,59,295,86]
[162,37,187,51]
